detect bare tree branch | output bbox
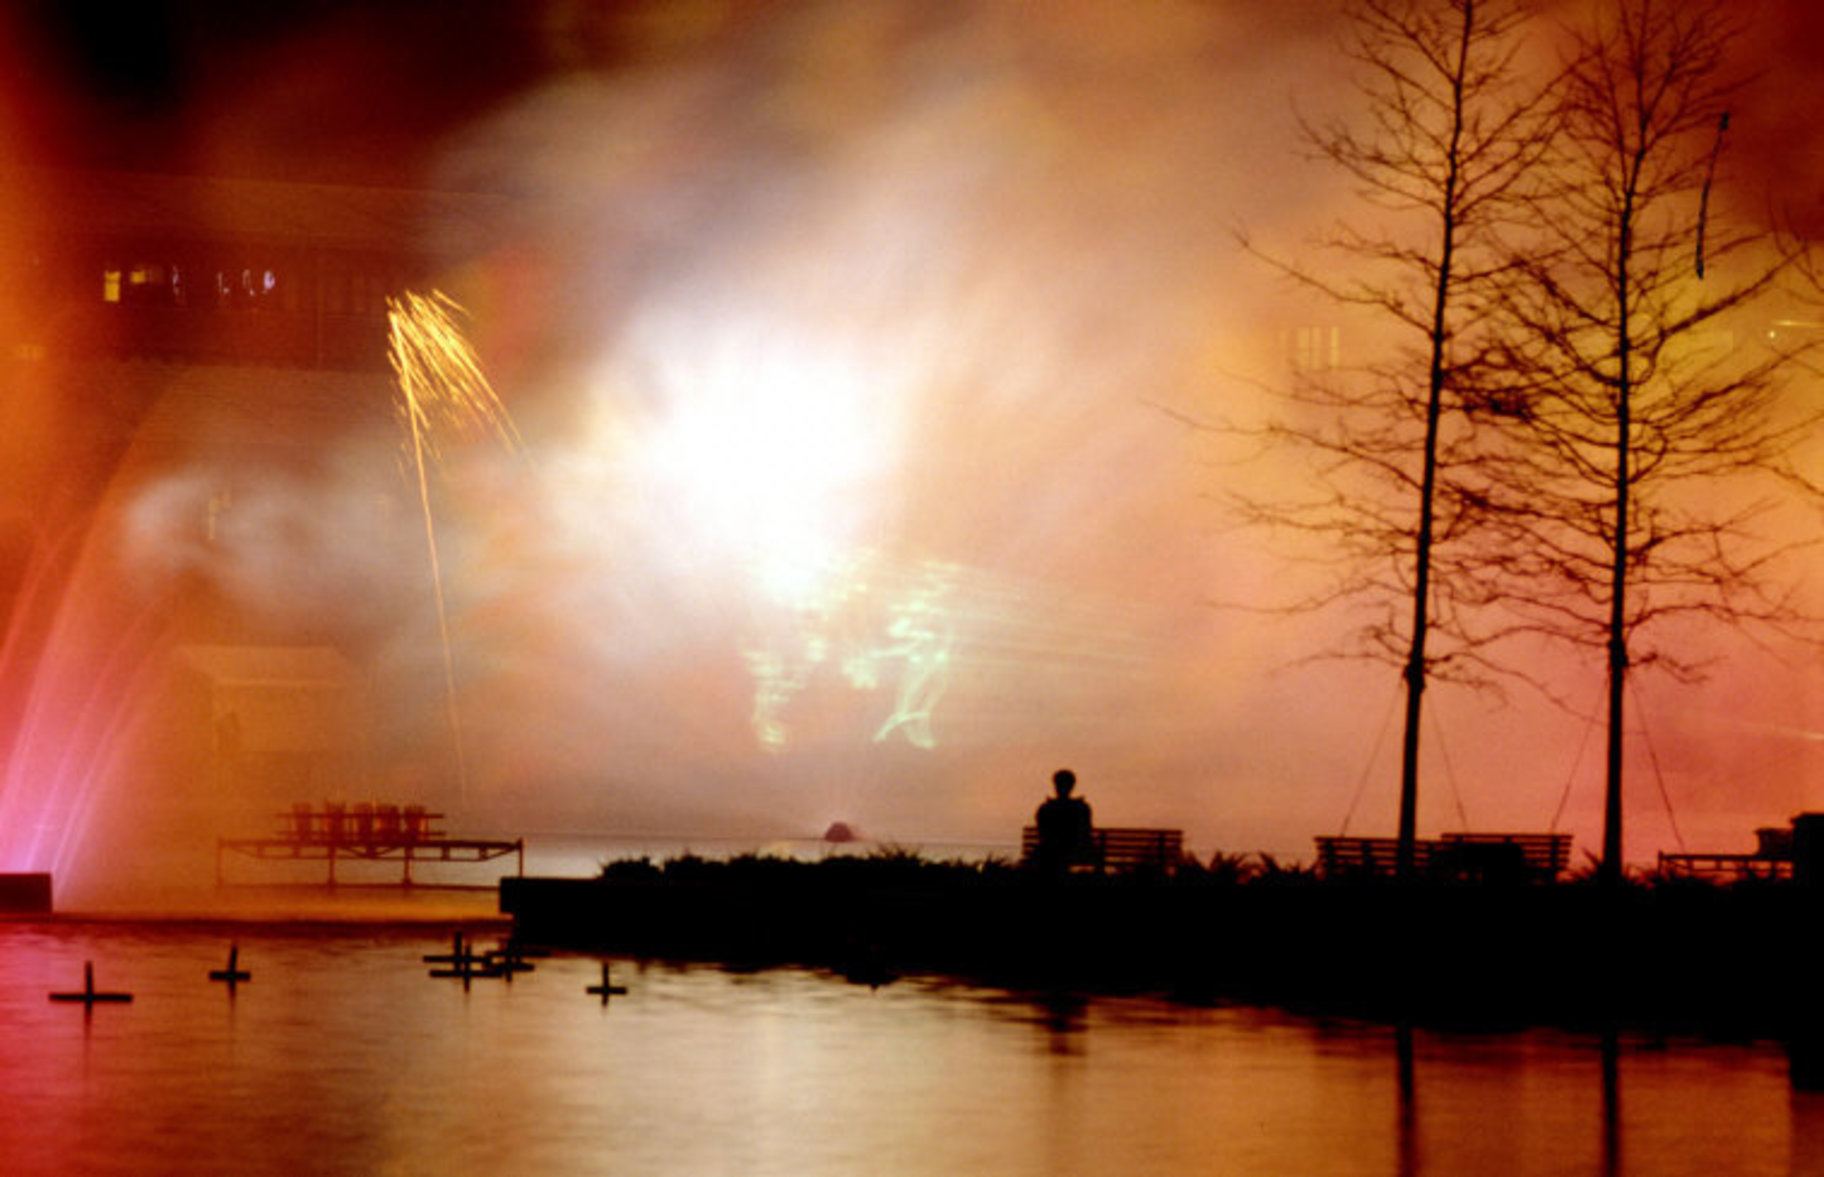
[1479,0,1822,882]
[1229,0,1560,872]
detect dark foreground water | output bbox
[1,920,1818,1177]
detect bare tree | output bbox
[1488,0,1816,885]
[1234,0,1556,873]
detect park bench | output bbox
[1435,832,1572,882]
[1021,825,1187,875]
[1656,851,1794,882]
[1315,831,1571,882]
[1314,835,1435,879]
[1659,824,1795,882]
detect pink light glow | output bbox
[5,2,1824,906]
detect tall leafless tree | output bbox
[1487,0,1816,885]
[1234,0,1556,873]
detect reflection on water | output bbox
[0,921,1818,1177]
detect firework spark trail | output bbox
[387,291,520,808]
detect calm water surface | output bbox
[1,921,1818,1176]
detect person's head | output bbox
[1052,768,1076,797]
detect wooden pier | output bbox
[217,801,524,886]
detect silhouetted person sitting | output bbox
[1034,768,1097,874]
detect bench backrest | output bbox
[1438,832,1572,873]
[1020,826,1186,872]
[1314,836,1436,876]
[1315,832,1571,881]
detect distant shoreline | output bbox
[501,854,1824,1040]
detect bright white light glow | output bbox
[622,304,902,612]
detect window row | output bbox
[66,243,419,318]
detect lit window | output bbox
[103,269,121,302]
[1284,324,1342,373]
[117,263,185,307]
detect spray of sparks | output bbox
[386,290,521,806]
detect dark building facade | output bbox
[16,168,510,371]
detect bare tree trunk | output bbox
[1234,0,1551,878]
[1397,4,1472,879]
[1601,279,1631,887]
[1493,0,1813,886]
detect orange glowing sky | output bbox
[4,0,1824,900]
